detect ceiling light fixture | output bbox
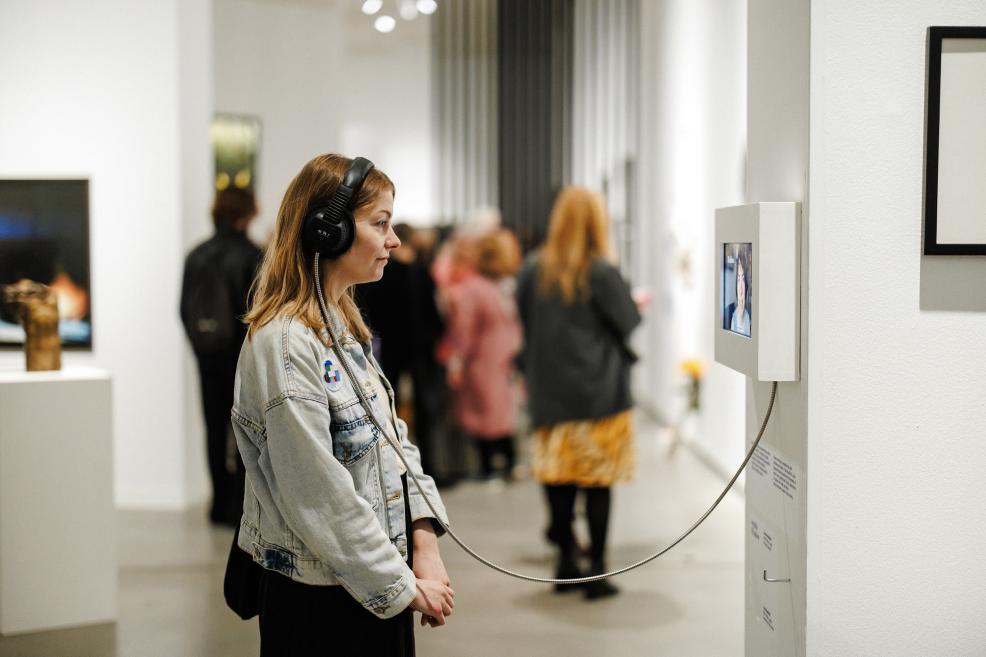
[399,0,418,21]
[416,0,437,15]
[361,0,382,15]
[374,15,396,32]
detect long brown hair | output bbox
[244,154,395,342]
[537,186,612,304]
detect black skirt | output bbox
[258,476,415,657]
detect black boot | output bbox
[583,561,619,600]
[553,553,586,593]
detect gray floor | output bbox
[0,417,744,657]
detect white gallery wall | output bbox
[339,13,435,227]
[745,0,810,652]
[212,0,435,239]
[635,0,747,476]
[0,0,212,508]
[747,0,986,654]
[212,0,346,242]
[0,0,437,511]
[179,0,216,504]
[805,1,986,654]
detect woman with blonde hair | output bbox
[231,154,453,655]
[516,186,642,600]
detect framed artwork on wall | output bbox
[924,26,986,255]
[0,179,92,348]
[210,113,262,192]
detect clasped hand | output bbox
[410,576,454,627]
[409,520,453,627]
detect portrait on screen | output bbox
[722,242,752,338]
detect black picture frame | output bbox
[923,26,986,256]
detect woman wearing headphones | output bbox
[231,154,454,656]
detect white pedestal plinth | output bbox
[0,367,117,635]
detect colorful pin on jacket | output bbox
[324,359,342,390]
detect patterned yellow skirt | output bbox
[530,410,634,487]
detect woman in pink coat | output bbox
[445,228,522,481]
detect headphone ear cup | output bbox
[302,156,373,258]
[331,210,356,257]
[304,207,356,258]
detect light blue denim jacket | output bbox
[231,308,449,619]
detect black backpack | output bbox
[181,241,238,355]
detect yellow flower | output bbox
[680,358,704,380]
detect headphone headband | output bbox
[342,157,374,190]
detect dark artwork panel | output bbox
[0,179,92,348]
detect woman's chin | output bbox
[363,267,386,283]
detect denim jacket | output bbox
[231,307,449,619]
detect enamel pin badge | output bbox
[323,359,343,392]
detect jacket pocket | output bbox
[330,413,381,465]
[251,537,302,578]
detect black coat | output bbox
[356,259,443,377]
[180,228,262,355]
[516,256,641,427]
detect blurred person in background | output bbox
[516,186,642,600]
[445,228,523,484]
[409,226,440,267]
[180,186,262,526]
[430,207,499,298]
[357,223,444,477]
[431,216,496,484]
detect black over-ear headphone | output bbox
[302,156,375,258]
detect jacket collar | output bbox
[316,302,348,345]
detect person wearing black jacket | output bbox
[516,186,642,600]
[356,223,445,479]
[180,187,262,526]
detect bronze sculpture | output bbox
[2,279,62,371]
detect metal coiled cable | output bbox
[314,253,779,584]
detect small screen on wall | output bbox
[0,180,92,348]
[723,242,752,338]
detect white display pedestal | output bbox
[0,367,117,635]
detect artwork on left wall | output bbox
[0,179,92,348]
[211,113,262,192]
